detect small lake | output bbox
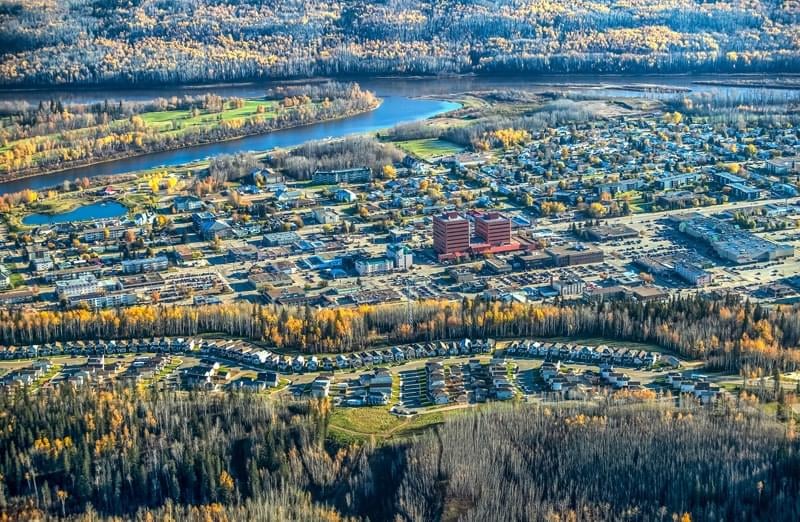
[22,200,128,226]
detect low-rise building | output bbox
[122,256,169,274]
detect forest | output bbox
[0,1,798,87]
[1,387,798,521]
[2,294,800,374]
[270,136,404,180]
[0,82,378,178]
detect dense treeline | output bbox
[0,1,798,87]
[3,295,800,372]
[0,387,361,519]
[393,404,800,521]
[2,389,798,521]
[270,136,403,180]
[0,82,378,177]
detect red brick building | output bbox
[433,212,470,256]
[474,212,511,246]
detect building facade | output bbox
[474,212,511,245]
[433,212,470,256]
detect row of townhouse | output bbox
[1,359,54,387]
[199,340,273,366]
[266,338,495,375]
[332,369,394,406]
[665,372,722,404]
[424,358,514,405]
[182,360,231,390]
[0,338,195,360]
[505,340,664,368]
[539,361,641,395]
[122,355,173,383]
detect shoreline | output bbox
[2,72,800,93]
[0,100,383,190]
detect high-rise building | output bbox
[433,212,470,256]
[474,212,511,245]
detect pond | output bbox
[22,200,128,226]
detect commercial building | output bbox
[515,251,553,269]
[550,276,585,297]
[122,256,169,274]
[766,156,800,176]
[677,214,794,264]
[248,271,293,290]
[585,225,639,242]
[263,231,301,246]
[474,212,511,246]
[313,208,340,225]
[433,212,470,258]
[388,228,412,243]
[227,245,264,262]
[546,244,604,267]
[387,244,413,271]
[674,262,713,286]
[484,258,512,274]
[355,257,394,276]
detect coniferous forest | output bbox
[0,387,798,521]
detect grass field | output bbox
[140,100,280,131]
[327,403,470,444]
[396,138,464,160]
[8,272,24,288]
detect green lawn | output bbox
[140,100,280,131]
[328,405,452,444]
[8,272,24,288]
[396,138,464,160]
[32,365,63,390]
[329,406,403,435]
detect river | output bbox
[1,74,796,195]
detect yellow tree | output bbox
[382,164,397,179]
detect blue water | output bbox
[0,96,460,194]
[22,200,128,225]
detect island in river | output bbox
[0,82,381,186]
